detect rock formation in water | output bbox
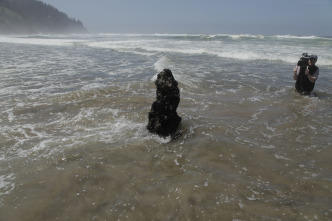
[147,69,181,137]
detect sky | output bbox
[41,0,332,36]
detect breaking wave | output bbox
[1,34,331,66]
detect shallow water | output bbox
[0,34,331,220]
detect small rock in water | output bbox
[147,69,181,138]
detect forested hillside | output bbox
[0,0,86,34]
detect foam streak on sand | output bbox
[0,34,332,221]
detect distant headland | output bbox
[0,0,87,34]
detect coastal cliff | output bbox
[0,0,86,34]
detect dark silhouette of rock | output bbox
[147,69,181,137]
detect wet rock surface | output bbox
[147,69,181,137]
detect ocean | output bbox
[0,34,331,220]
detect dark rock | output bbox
[147,69,181,137]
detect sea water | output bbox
[0,34,331,220]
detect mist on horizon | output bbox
[40,0,332,37]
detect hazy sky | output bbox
[41,0,332,36]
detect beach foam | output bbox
[1,34,331,65]
[1,33,331,220]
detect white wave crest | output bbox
[0,173,15,196]
[2,34,331,66]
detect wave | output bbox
[1,34,331,66]
[0,35,84,46]
[114,33,331,41]
[3,33,329,45]
[272,35,332,40]
[86,34,332,66]
[152,56,199,88]
[0,173,15,197]
[106,33,329,40]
